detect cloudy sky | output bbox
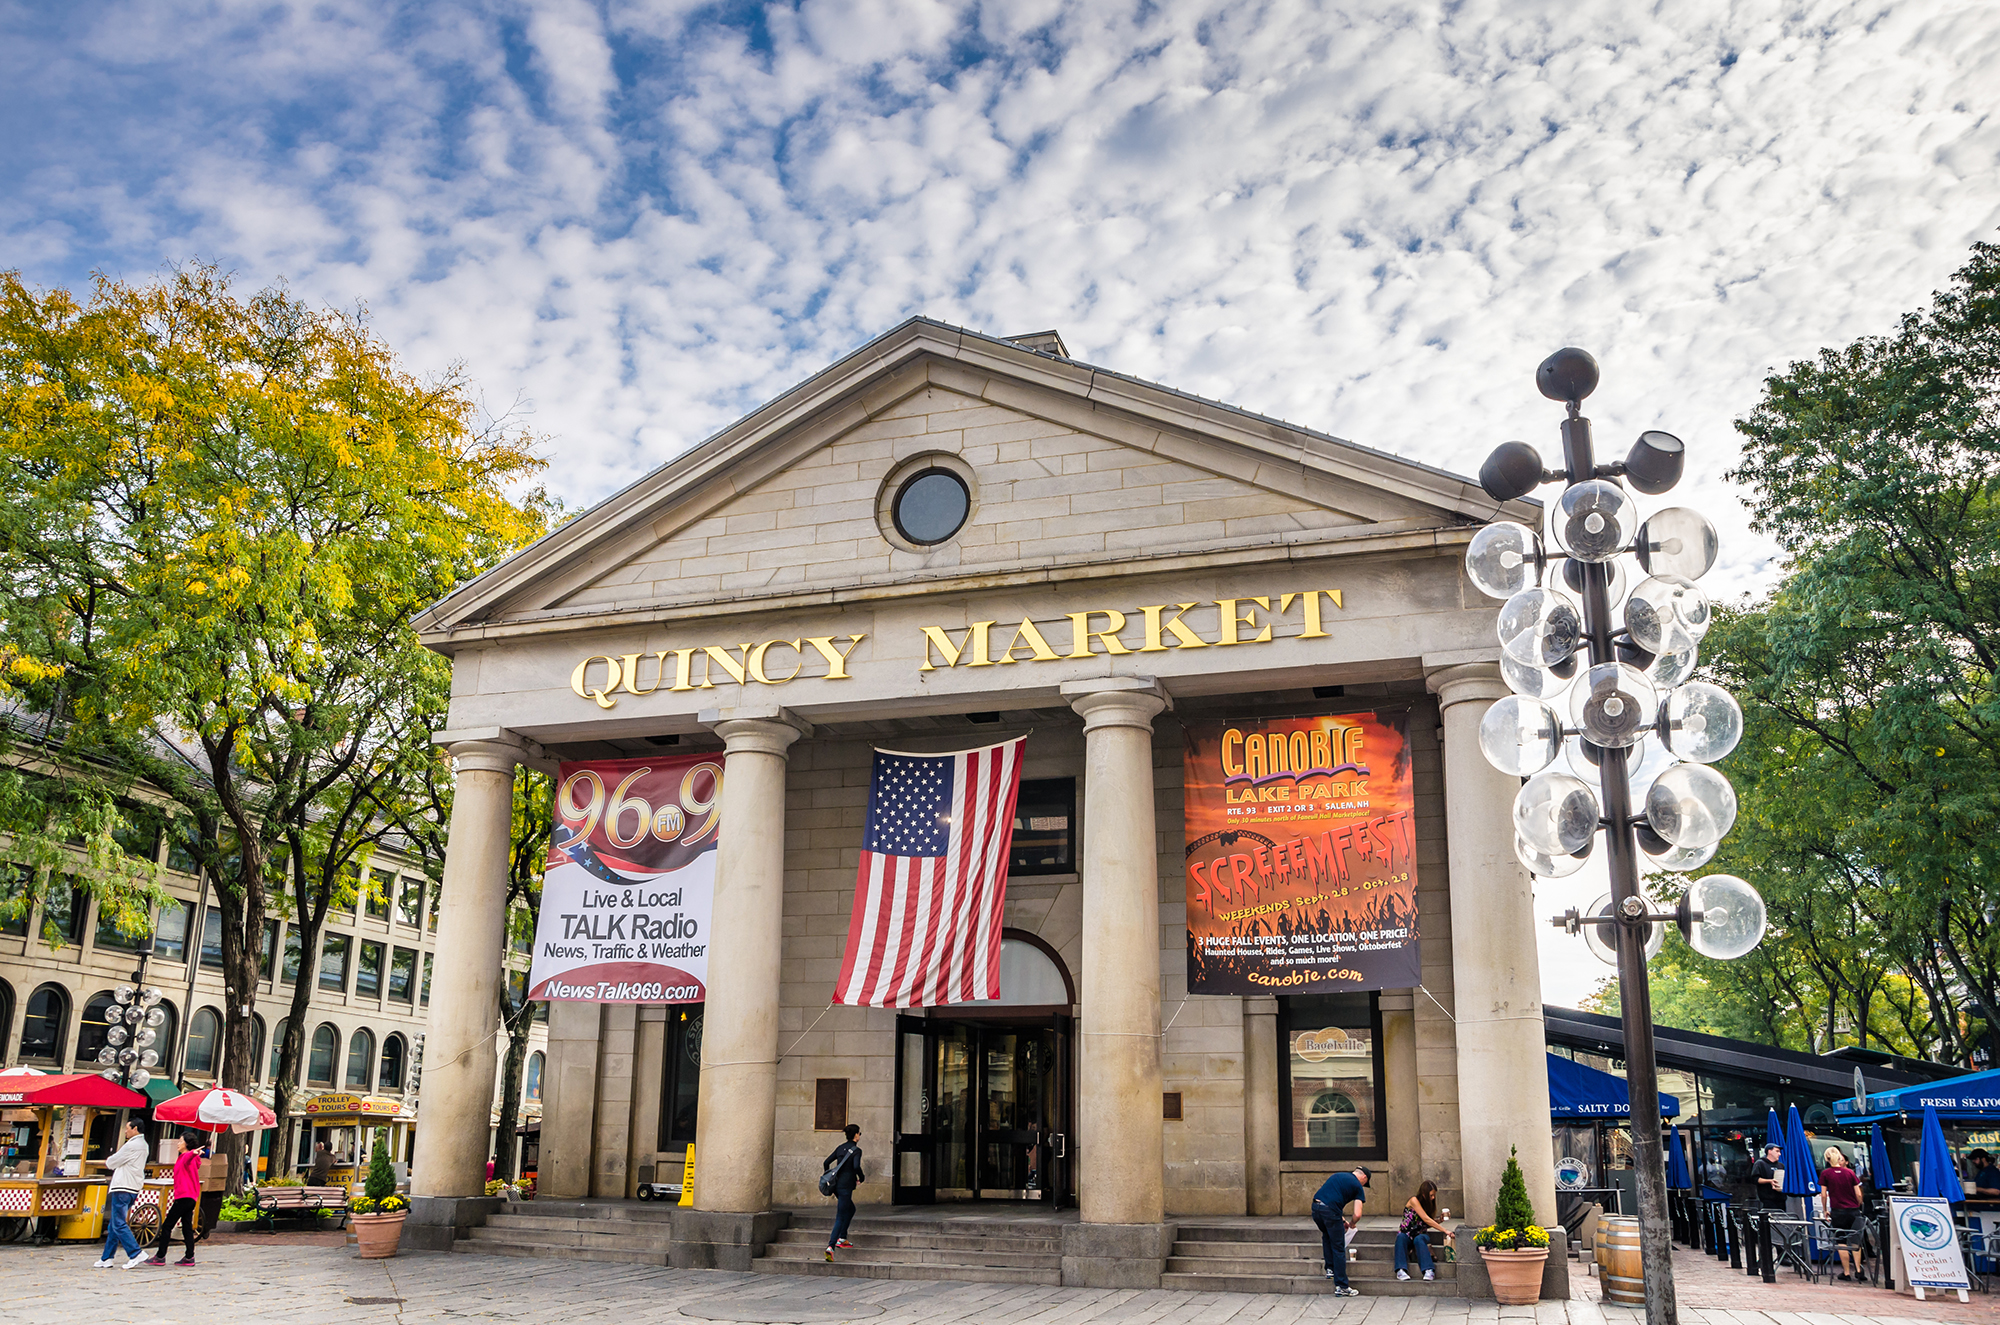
[6,0,1997,1005]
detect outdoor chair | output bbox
[254,1184,350,1232]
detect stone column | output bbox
[1427,660,1559,1225]
[1059,678,1174,1288]
[691,712,806,1215]
[412,738,520,1200]
[538,1001,602,1200]
[1241,995,1281,1215]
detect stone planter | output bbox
[1479,1247,1548,1304]
[352,1211,407,1259]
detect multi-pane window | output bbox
[307,1024,337,1085]
[200,907,224,968]
[320,934,351,992]
[421,952,433,1006]
[388,947,417,1003]
[379,1035,405,1090]
[356,941,384,998]
[261,918,278,979]
[154,900,194,962]
[362,869,389,920]
[186,1008,222,1076]
[282,925,302,983]
[396,876,422,928]
[1010,778,1077,875]
[346,1029,374,1088]
[92,900,147,951]
[1278,991,1386,1160]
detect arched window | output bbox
[20,984,69,1063]
[1307,1090,1360,1148]
[78,990,120,1064]
[269,1017,290,1082]
[249,1014,266,1081]
[525,1051,544,1103]
[0,980,13,1056]
[185,1008,221,1076]
[378,1035,405,1091]
[307,1023,338,1085]
[147,999,178,1078]
[345,1028,374,1089]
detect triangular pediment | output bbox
[416,320,1529,645]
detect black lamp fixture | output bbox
[1465,349,1765,1325]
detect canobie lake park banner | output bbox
[1184,709,1419,994]
[528,754,721,1003]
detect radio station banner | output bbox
[1183,708,1419,995]
[528,754,722,1004]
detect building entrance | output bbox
[893,1013,1074,1206]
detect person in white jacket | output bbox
[97,1119,151,1269]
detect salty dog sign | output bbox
[529,755,721,1003]
[1183,708,1419,994]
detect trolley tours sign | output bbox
[528,754,721,1004]
[1182,708,1420,994]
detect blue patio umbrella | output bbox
[1917,1105,1966,1203]
[1780,1104,1822,1198]
[1666,1125,1692,1189]
[1871,1123,1896,1191]
[1767,1107,1783,1148]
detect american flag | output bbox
[832,737,1024,1007]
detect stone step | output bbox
[465,1225,674,1254]
[1167,1253,1455,1279]
[452,1236,668,1266]
[1160,1271,1460,1297]
[751,1257,1061,1285]
[769,1228,1062,1253]
[484,1213,675,1238]
[507,1200,676,1223]
[783,1214,1064,1240]
[761,1242,1059,1270]
[1174,1224,1398,1246]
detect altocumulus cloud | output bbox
[4,0,1998,1001]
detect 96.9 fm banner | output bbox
[1184,708,1419,994]
[528,754,721,1003]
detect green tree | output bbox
[0,267,546,1185]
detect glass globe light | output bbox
[1466,522,1541,600]
[99,1068,120,1083]
[1552,480,1639,562]
[1561,554,1629,611]
[1569,734,1673,803]
[113,984,135,1005]
[1644,644,1698,690]
[1580,892,1666,966]
[1625,574,1712,655]
[1645,761,1738,848]
[1515,771,1600,855]
[1661,681,1743,763]
[143,1006,166,1028]
[138,1049,159,1068]
[1680,873,1768,960]
[1497,587,1582,667]
[117,1047,139,1067]
[96,1046,118,1065]
[1501,651,1576,702]
[134,1027,156,1049]
[1479,696,1565,776]
[139,987,162,1008]
[1570,662,1658,749]
[123,1004,146,1024]
[1640,834,1717,873]
[106,1025,129,1047]
[129,1068,151,1089]
[1636,507,1720,580]
[1516,833,1590,878]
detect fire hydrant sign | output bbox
[1889,1195,1970,1298]
[528,755,722,1003]
[1182,708,1420,994]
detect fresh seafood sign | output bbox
[1183,708,1419,994]
[528,755,721,1003]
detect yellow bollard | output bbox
[678,1144,695,1207]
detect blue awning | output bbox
[1836,1066,2000,1120]
[1548,1053,1680,1120]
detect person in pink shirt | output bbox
[146,1132,208,1266]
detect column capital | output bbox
[434,727,556,773]
[1061,677,1166,733]
[445,738,528,776]
[706,709,811,757]
[1424,654,1509,712]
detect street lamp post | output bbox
[96,939,168,1096]
[1469,349,1770,1325]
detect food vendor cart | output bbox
[298,1093,410,1186]
[0,1071,153,1243]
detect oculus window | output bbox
[892,469,970,545]
[1278,991,1386,1160]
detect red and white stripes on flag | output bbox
[832,737,1024,1008]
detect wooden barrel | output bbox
[1601,1218,1645,1306]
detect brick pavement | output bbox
[3,1240,1997,1325]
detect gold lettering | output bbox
[700,644,750,687]
[917,622,995,671]
[664,647,697,692]
[1301,589,1341,638]
[748,639,802,685]
[571,656,623,709]
[1139,603,1210,652]
[995,618,1060,663]
[803,634,867,679]
[1216,596,1272,645]
[1066,609,1132,659]
[619,651,670,696]
[1221,728,1245,778]
[1310,729,1332,770]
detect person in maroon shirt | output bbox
[1819,1146,1864,1281]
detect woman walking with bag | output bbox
[146,1133,207,1266]
[820,1124,864,1262]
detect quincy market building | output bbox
[406,321,1556,1281]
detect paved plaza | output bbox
[5,1237,1999,1325]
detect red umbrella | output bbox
[0,1072,147,1108]
[152,1086,276,1133]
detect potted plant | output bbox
[217,1192,261,1229]
[350,1128,408,1259]
[1472,1147,1551,1304]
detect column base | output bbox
[401,1195,505,1252]
[1060,1222,1176,1288]
[670,1209,792,1270]
[1449,1226,1570,1301]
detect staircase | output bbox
[454,1200,675,1264]
[752,1210,1063,1284]
[1163,1221,1461,1296]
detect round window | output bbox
[892,469,971,546]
